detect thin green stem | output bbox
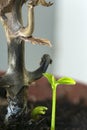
[51,87,56,130]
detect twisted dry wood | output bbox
[0,0,52,124]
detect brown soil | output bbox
[0,74,87,130]
[0,99,87,130]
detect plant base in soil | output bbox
[0,98,87,130]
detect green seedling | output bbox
[31,106,48,120]
[43,73,76,130]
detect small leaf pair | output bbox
[43,73,76,89]
[31,106,48,120]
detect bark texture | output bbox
[0,0,52,125]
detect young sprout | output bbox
[31,106,48,120]
[43,73,76,130]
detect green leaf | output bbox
[43,73,54,86]
[43,73,57,89]
[31,106,48,120]
[56,77,76,85]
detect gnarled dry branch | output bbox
[0,0,52,124]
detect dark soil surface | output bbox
[0,98,87,130]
